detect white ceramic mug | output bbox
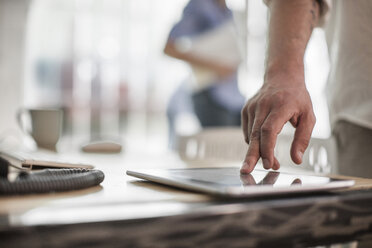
[17,108,63,151]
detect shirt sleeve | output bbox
[263,0,331,27]
[168,0,206,41]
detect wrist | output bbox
[264,59,305,86]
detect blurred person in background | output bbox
[164,0,245,148]
[240,0,372,180]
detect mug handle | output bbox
[16,108,32,136]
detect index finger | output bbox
[240,108,269,174]
[240,136,260,174]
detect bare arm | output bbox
[241,0,320,173]
[164,40,236,79]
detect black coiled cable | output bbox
[0,157,105,195]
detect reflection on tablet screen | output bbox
[166,168,330,188]
[240,171,302,186]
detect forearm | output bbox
[265,0,320,84]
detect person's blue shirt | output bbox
[169,0,245,112]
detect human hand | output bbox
[240,73,316,174]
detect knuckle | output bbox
[260,124,274,136]
[247,102,256,114]
[247,97,255,105]
[241,108,246,117]
[311,113,317,125]
[250,129,261,140]
[257,98,269,109]
[297,138,310,150]
[242,104,249,114]
[305,112,316,127]
[272,91,286,105]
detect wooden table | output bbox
[1,148,372,248]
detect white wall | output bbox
[0,0,29,143]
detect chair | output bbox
[177,127,247,166]
[177,127,335,174]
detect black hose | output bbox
[0,166,105,195]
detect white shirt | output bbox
[324,0,372,129]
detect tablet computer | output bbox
[126,167,354,197]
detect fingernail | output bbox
[263,159,270,169]
[240,162,250,174]
[297,151,304,162]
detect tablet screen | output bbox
[127,167,354,197]
[165,168,326,187]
